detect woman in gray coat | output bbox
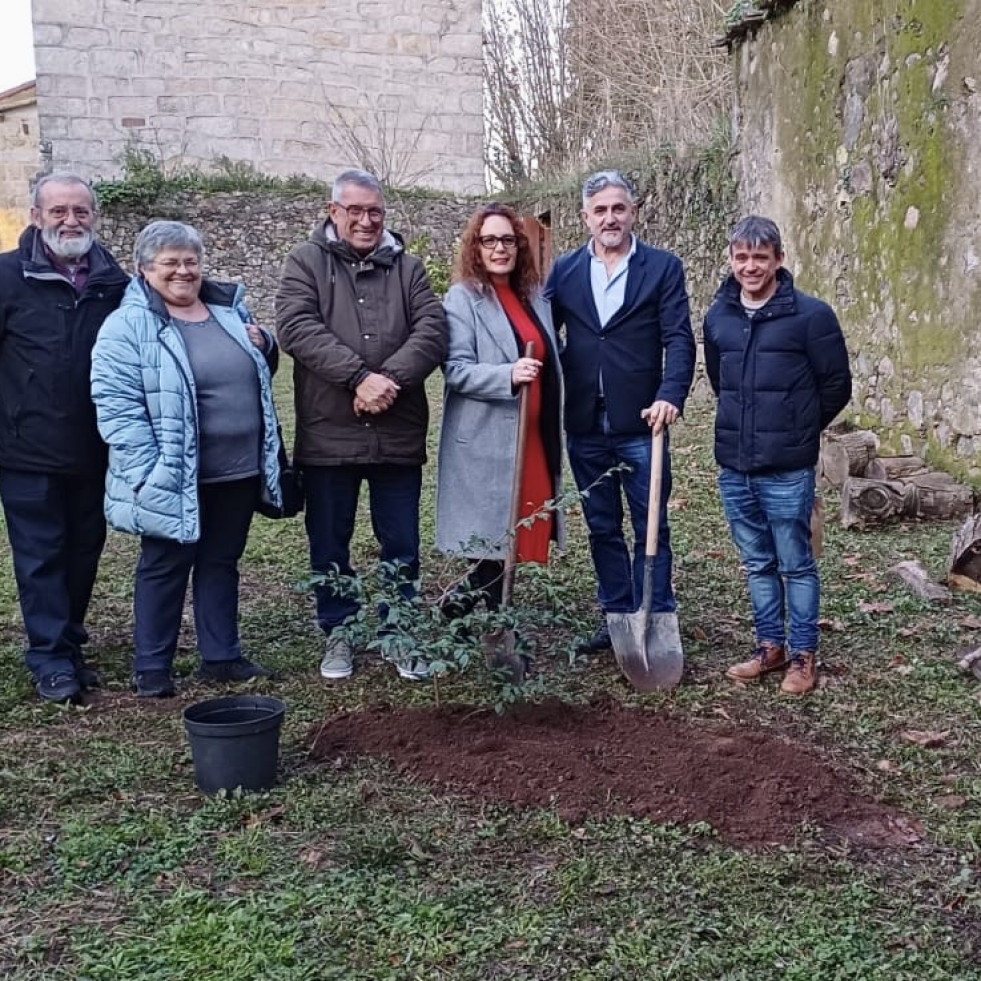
[436,203,564,639]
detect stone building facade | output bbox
[0,81,38,251]
[733,0,981,473]
[30,0,484,194]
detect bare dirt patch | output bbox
[310,698,920,849]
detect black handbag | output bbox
[256,424,304,519]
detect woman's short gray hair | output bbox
[582,170,636,208]
[134,220,205,271]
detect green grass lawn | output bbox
[1,379,980,980]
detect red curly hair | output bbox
[453,203,540,304]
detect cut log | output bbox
[865,455,929,481]
[820,430,877,489]
[901,472,974,520]
[842,472,973,529]
[841,477,908,529]
[948,514,981,590]
[889,560,951,604]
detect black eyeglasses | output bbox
[333,203,386,224]
[478,234,518,250]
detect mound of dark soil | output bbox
[310,699,919,848]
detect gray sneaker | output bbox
[395,655,431,682]
[320,636,354,680]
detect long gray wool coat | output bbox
[436,281,565,560]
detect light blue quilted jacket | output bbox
[91,276,282,544]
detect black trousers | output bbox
[133,478,258,672]
[0,469,106,679]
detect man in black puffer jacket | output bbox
[0,172,128,703]
[704,216,851,695]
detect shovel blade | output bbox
[608,610,684,691]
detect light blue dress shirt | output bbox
[588,235,637,396]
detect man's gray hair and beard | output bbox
[41,225,95,260]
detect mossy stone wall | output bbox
[735,0,981,475]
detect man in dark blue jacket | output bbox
[0,172,128,703]
[547,170,696,651]
[704,216,851,695]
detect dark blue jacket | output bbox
[703,268,852,473]
[0,227,129,476]
[546,240,696,435]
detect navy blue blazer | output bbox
[545,240,696,435]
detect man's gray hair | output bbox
[729,215,783,254]
[134,220,205,270]
[31,171,97,210]
[581,170,636,208]
[331,169,384,203]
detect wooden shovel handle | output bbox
[502,341,536,609]
[645,427,665,558]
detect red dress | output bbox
[493,283,555,564]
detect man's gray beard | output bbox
[41,225,95,260]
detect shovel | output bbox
[487,341,536,684]
[608,426,684,691]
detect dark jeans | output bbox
[0,469,106,679]
[718,466,819,652]
[566,419,675,615]
[303,464,422,634]
[133,478,258,672]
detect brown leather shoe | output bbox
[781,652,817,695]
[726,642,787,682]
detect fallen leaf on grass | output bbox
[897,626,919,637]
[667,498,689,511]
[245,804,286,828]
[713,707,732,720]
[899,729,950,748]
[299,848,326,868]
[959,615,981,630]
[690,625,709,641]
[818,617,845,632]
[876,759,901,773]
[843,554,863,567]
[933,795,967,810]
[858,600,895,615]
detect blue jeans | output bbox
[0,470,106,680]
[566,426,674,614]
[718,467,819,653]
[133,478,259,671]
[303,464,422,634]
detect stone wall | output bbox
[97,148,738,389]
[735,0,981,474]
[30,0,484,194]
[0,85,38,252]
[98,190,478,324]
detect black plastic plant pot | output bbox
[182,695,286,794]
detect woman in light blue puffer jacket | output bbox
[91,220,282,698]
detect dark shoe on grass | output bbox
[73,657,103,691]
[197,657,274,684]
[37,670,82,704]
[578,619,612,654]
[133,670,176,698]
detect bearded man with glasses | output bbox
[0,171,129,702]
[276,169,447,683]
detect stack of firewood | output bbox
[818,429,976,531]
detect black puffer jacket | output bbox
[703,269,852,473]
[0,227,129,475]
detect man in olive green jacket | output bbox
[276,169,447,683]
